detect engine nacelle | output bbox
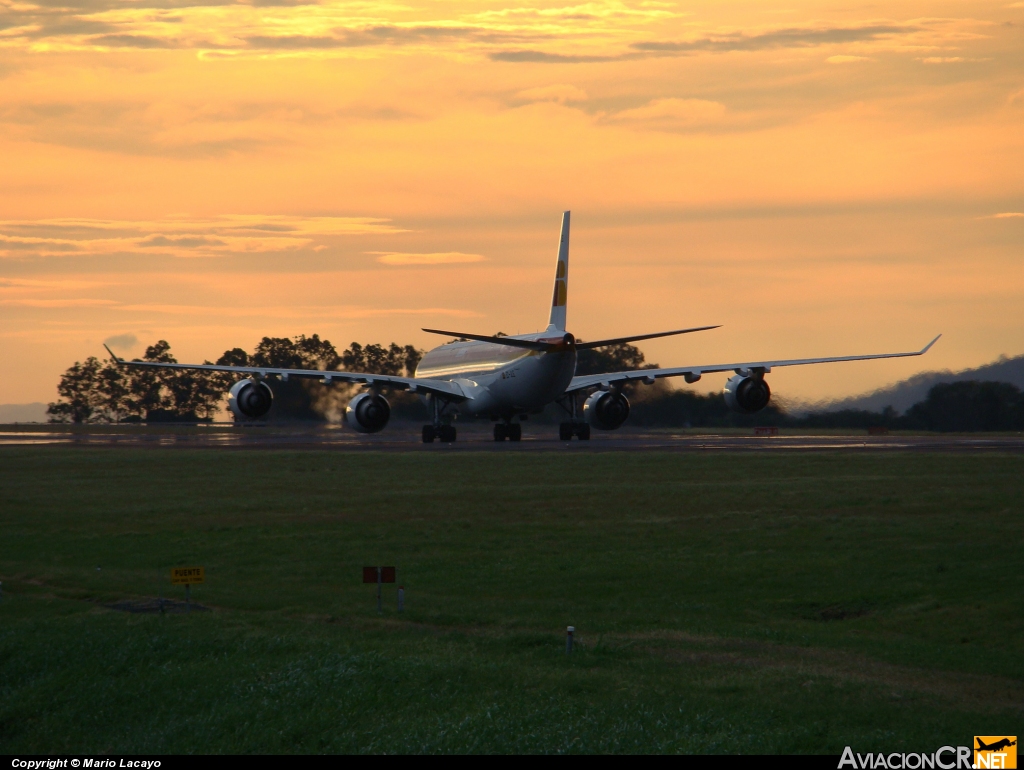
[583,390,630,430]
[723,375,771,414]
[228,379,273,419]
[345,392,391,433]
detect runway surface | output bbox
[2,424,1022,452]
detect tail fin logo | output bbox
[975,737,1017,769]
[553,262,567,307]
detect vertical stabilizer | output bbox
[548,211,570,331]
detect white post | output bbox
[376,567,382,614]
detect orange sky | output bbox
[1,0,1023,406]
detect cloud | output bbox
[0,278,110,290]
[0,298,118,307]
[491,23,924,64]
[373,252,487,265]
[631,24,918,54]
[0,216,405,259]
[827,55,871,63]
[515,84,589,103]
[979,212,1024,218]
[103,332,138,350]
[490,49,627,63]
[113,303,481,319]
[920,56,965,63]
[609,98,727,130]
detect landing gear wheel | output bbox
[422,425,436,443]
[559,422,573,441]
[508,423,522,442]
[439,425,457,442]
[494,424,507,442]
[576,423,591,440]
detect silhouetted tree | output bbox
[575,342,653,376]
[127,340,176,417]
[47,357,104,423]
[342,342,422,376]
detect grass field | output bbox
[1,448,1021,753]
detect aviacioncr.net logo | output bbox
[839,746,973,769]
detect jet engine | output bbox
[345,392,391,433]
[228,379,273,419]
[723,374,771,414]
[583,390,630,430]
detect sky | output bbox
[1,0,1022,406]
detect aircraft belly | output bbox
[459,352,574,415]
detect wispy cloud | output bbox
[979,212,1024,219]
[514,84,589,104]
[0,216,404,259]
[0,298,119,307]
[631,23,919,54]
[114,303,481,318]
[607,98,728,131]
[827,55,871,64]
[372,251,487,265]
[103,332,139,350]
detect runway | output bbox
[2,423,1022,452]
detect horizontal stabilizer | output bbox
[421,328,567,351]
[575,325,720,350]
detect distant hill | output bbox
[813,354,1024,415]
[0,402,48,423]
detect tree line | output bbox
[47,336,424,423]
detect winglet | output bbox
[103,343,123,363]
[920,334,942,354]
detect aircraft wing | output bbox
[564,335,941,393]
[104,346,466,400]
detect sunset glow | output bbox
[2,0,1022,405]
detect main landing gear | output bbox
[422,394,456,443]
[555,392,590,441]
[493,422,522,442]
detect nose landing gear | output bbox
[558,422,590,441]
[493,422,522,442]
[422,424,456,443]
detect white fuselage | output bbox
[415,334,576,417]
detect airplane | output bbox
[104,211,941,443]
[976,739,1016,752]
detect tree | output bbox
[575,342,653,376]
[126,340,175,418]
[402,344,423,377]
[252,334,340,370]
[341,342,424,377]
[96,360,132,422]
[47,357,104,423]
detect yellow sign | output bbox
[171,566,205,585]
[975,737,1017,769]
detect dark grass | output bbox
[1,448,1022,753]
